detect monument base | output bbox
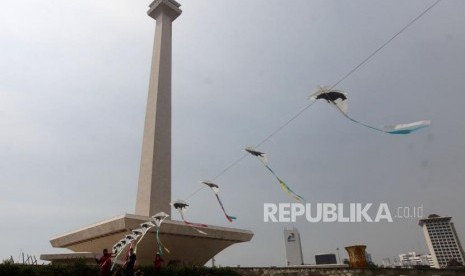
[41,214,253,266]
[40,252,97,265]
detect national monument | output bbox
[41,0,253,265]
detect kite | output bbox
[309,85,431,134]
[111,240,125,268]
[134,221,155,254]
[171,200,208,235]
[309,86,348,116]
[113,238,129,256]
[131,229,143,237]
[152,212,170,256]
[111,235,136,271]
[201,181,237,222]
[112,242,122,255]
[244,147,306,203]
[384,120,431,134]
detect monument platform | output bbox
[41,214,253,266]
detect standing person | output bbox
[124,248,137,276]
[153,252,164,275]
[96,248,112,276]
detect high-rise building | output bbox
[419,214,465,268]
[283,228,304,266]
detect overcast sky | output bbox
[1,0,465,267]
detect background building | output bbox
[365,252,372,264]
[398,252,434,268]
[283,228,304,266]
[315,253,337,265]
[419,214,465,268]
[382,258,393,268]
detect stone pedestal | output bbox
[42,214,253,266]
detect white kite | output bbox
[151,212,170,255]
[172,200,207,235]
[310,85,431,135]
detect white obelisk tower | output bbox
[135,0,181,217]
[43,1,253,266]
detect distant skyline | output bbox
[1,0,465,266]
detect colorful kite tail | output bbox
[277,178,306,204]
[184,222,208,235]
[155,228,163,256]
[345,114,387,133]
[226,214,237,222]
[160,241,170,254]
[265,164,306,203]
[155,228,170,254]
[215,194,237,222]
[183,220,208,228]
[134,227,153,254]
[264,164,274,174]
[179,212,208,235]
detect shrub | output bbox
[0,263,240,276]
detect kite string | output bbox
[344,114,386,133]
[254,101,317,148]
[182,102,316,201]
[181,153,249,201]
[331,0,441,89]
[324,0,441,132]
[181,0,441,202]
